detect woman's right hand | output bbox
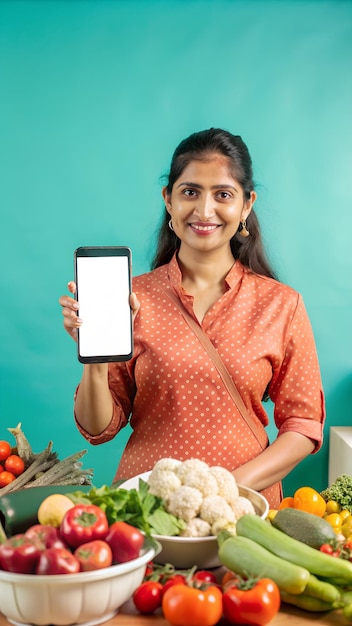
[58,281,141,342]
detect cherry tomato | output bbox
[36,547,80,575]
[0,470,16,487]
[0,464,3,473]
[325,513,343,531]
[74,540,113,571]
[325,500,341,514]
[193,570,217,584]
[4,454,25,477]
[319,543,341,557]
[105,521,144,563]
[222,577,281,626]
[222,570,240,587]
[293,486,326,517]
[341,517,352,539]
[0,441,11,462]
[162,583,223,626]
[161,574,187,597]
[133,580,163,614]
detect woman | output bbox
[59,128,325,508]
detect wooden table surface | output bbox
[0,600,347,626]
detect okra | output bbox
[236,513,352,585]
[218,534,310,594]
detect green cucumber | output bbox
[272,507,337,548]
[217,534,310,594]
[236,514,352,585]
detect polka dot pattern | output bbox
[76,254,325,485]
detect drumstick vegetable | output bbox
[0,424,94,493]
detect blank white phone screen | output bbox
[76,255,132,358]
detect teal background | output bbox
[1,0,351,496]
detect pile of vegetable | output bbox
[0,423,93,494]
[145,457,256,536]
[321,474,352,514]
[132,561,281,626]
[66,456,257,539]
[0,497,145,575]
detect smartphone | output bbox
[74,246,133,363]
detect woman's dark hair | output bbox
[151,128,276,279]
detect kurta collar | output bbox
[167,251,245,292]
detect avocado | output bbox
[272,507,337,549]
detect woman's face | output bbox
[163,155,256,255]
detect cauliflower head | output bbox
[209,466,239,505]
[166,485,203,522]
[148,468,181,500]
[146,456,258,538]
[180,517,212,538]
[200,495,236,526]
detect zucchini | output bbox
[272,507,337,548]
[236,514,352,585]
[280,591,342,612]
[217,534,310,594]
[304,574,341,604]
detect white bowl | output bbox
[0,537,160,626]
[120,471,269,569]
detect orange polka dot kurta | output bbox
[75,254,325,490]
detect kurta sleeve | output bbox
[269,294,325,452]
[74,360,136,445]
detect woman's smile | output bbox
[189,221,222,235]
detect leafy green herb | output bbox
[68,478,185,536]
[321,474,352,513]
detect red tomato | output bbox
[36,547,80,575]
[74,540,113,571]
[319,543,341,558]
[193,570,218,585]
[25,524,68,550]
[59,504,109,548]
[0,441,11,462]
[162,583,223,626]
[105,521,144,563]
[161,574,187,597]
[222,577,281,626]
[133,580,163,614]
[0,534,41,573]
[0,471,16,487]
[0,464,3,473]
[4,454,25,477]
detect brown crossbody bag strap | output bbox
[152,279,268,450]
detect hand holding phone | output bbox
[74,246,133,363]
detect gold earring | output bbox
[239,220,250,237]
[168,219,174,231]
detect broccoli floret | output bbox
[321,474,352,513]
